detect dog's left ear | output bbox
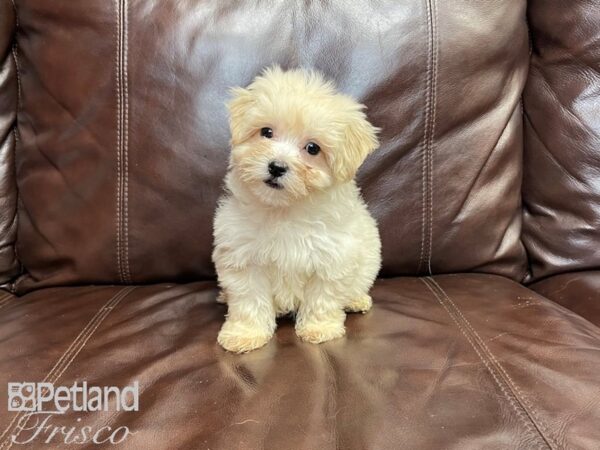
[334,109,380,182]
[227,87,255,146]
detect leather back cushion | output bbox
[13,0,529,292]
[523,0,600,282]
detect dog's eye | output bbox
[260,127,273,139]
[305,142,321,156]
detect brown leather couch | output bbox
[1,1,599,449]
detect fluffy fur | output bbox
[212,67,381,353]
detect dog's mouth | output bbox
[264,178,284,190]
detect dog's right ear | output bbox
[227,87,255,146]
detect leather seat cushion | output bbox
[1,274,599,449]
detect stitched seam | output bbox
[425,277,557,449]
[420,278,549,449]
[0,287,135,449]
[0,287,133,446]
[428,277,558,447]
[418,0,434,274]
[426,0,438,275]
[122,0,131,283]
[115,0,124,283]
[114,0,132,284]
[0,288,130,444]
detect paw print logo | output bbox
[7,383,36,412]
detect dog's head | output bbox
[226,67,379,207]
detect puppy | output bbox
[212,67,381,353]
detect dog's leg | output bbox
[217,267,276,353]
[296,276,346,344]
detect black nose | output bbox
[268,161,288,178]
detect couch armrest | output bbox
[0,0,20,285]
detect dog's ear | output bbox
[333,109,380,182]
[227,87,255,146]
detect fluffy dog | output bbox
[212,67,381,353]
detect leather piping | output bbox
[0,287,136,449]
[421,277,557,449]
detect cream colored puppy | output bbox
[213,67,381,353]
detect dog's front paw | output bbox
[217,320,273,353]
[296,321,346,344]
[345,294,372,314]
